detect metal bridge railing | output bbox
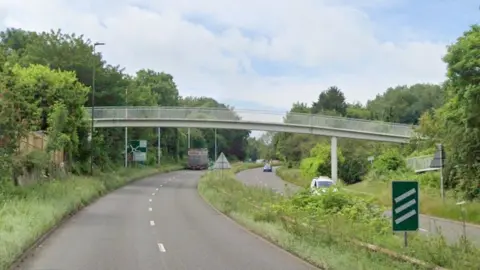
[85,106,415,138]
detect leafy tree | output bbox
[311,86,347,116]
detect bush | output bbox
[299,143,345,179]
[199,170,480,269]
[372,149,406,173]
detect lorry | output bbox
[187,148,209,170]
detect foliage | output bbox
[299,142,345,179]
[372,148,406,174]
[0,27,253,183]
[0,164,183,270]
[199,171,480,270]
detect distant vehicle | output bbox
[187,148,209,170]
[310,176,337,195]
[263,163,273,172]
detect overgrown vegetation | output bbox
[199,171,480,270]
[0,27,255,270]
[0,164,183,270]
[252,24,480,213]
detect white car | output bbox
[310,176,337,195]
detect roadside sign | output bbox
[430,144,445,168]
[213,152,231,170]
[392,181,419,232]
[128,140,147,162]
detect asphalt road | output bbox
[236,167,480,246]
[17,170,316,270]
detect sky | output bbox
[0,0,479,112]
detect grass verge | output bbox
[0,163,183,270]
[199,169,480,269]
[276,167,480,225]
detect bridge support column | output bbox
[188,128,191,148]
[157,127,161,166]
[331,136,338,183]
[214,128,218,161]
[124,127,128,168]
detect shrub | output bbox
[372,148,406,173]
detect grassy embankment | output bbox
[275,167,480,225]
[199,166,480,270]
[0,163,184,270]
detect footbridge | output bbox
[86,106,415,143]
[86,106,416,183]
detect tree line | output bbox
[0,28,250,185]
[250,24,479,199]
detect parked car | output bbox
[310,176,337,195]
[263,163,273,172]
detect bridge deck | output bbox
[85,106,415,138]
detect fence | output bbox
[406,155,435,172]
[18,131,64,165]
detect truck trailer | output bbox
[187,148,209,170]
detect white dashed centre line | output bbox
[148,207,152,211]
[150,220,155,226]
[149,199,152,202]
[152,193,155,196]
[156,188,159,191]
[160,185,163,187]
[157,243,166,252]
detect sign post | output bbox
[430,144,446,202]
[392,181,419,247]
[128,140,147,164]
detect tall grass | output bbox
[0,163,183,270]
[198,170,480,270]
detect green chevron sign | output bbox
[392,181,419,232]
[128,140,147,162]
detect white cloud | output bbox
[1,0,448,109]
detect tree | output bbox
[424,24,480,198]
[311,86,347,116]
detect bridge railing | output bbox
[85,106,415,138]
[406,155,435,171]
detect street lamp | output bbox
[90,42,105,175]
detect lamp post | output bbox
[90,42,105,175]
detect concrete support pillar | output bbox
[331,136,338,183]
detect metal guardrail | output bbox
[406,155,435,172]
[85,106,415,138]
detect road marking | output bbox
[152,193,155,196]
[156,188,159,191]
[148,207,152,211]
[150,220,155,226]
[149,199,152,202]
[157,243,166,252]
[160,185,163,187]
[419,228,428,232]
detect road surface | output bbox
[236,167,480,245]
[17,170,316,270]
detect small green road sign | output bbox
[392,181,419,232]
[128,140,147,162]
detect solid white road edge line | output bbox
[157,243,166,252]
[148,207,152,211]
[150,220,155,226]
[419,228,428,232]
